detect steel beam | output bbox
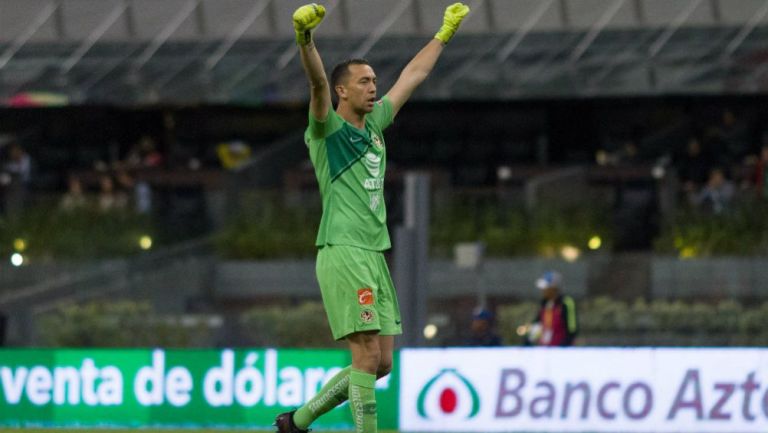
[205,0,273,71]
[62,1,129,73]
[723,0,768,59]
[351,0,414,59]
[497,0,556,63]
[648,0,703,58]
[134,0,201,71]
[570,0,626,63]
[0,1,59,70]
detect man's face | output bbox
[709,169,724,187]
[471,318,489,334]
[337,64,377,114]
[542,287,559,300]
[688,138,701,156]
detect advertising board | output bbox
[0,348,398,429]
[400,348,768,432]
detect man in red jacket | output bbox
[527,271,578,347]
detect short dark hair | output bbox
[330,58,370,99]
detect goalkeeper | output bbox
[275,3,470,433]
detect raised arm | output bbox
[294,4,331,121]
[386,2,469,117]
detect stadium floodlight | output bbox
[139,235,153,251]
[10,253,24,267]
[423,324,438,340]
[13,238,26,252]
[560,245,581,262]
[588,236,602,250]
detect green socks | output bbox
[293,366,351,429]
[349,369,377,433]
[292,367,377,432]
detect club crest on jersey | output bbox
[371,133,383,149]
[358,288,374,305]
[360,309,375,323]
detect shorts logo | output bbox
[360,309,375,323]
[358,288,374,305]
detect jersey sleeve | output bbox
[304,108,344,146]
[368,95,394,131]
[306,106,343,143]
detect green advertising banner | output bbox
[0,348,399,429]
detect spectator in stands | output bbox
[59,175,87,211]
[752,144,768,200]
[597,138,643,166]
[98,175,128,212]
[676,136,712,198]
[126,136,164,169]
[708,109,752,166]
[614,139,642,165]
[466,307,502,347]
[692,167,735,214]
[217,140,252,170]
[2,141,32,219]
[525,271,578,347]
[122,136,161,214]
[115,169,151,214]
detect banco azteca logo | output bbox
[417,368,480,420]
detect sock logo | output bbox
[417,368,480,420]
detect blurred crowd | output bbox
[3,106,768,221]
[598,108,768,215]
[59,135,163,215]
[0,132,257,219]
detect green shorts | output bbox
[316,245,402,340]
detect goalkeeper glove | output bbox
[293,3,326,46]
[435,2,470,44]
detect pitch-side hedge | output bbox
[498,297,768,347]
[37,298,768,347]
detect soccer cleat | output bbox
[273,410,310,433]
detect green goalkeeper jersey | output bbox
[306,96,394,251]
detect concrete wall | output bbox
[213,256,768,301]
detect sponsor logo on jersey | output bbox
[358,288,374,305]
[363,178,384,190]
[363,151,381,177]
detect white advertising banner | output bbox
[400,348,768,432]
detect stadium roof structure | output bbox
[2,0,768,106]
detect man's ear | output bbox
[335,85,346,100]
